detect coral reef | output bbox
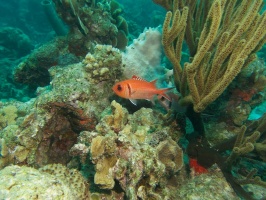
[155,1,266,197]
[14,0,129,89]
[109,0,129,50]
[1,44,123,169]
[0,164,89,199]
[72,100,184,199]
[0,0,265,199]
[187,116,266,199]
[0,100,36,168]
[52,0,128,52]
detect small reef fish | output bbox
[112,75,173,105]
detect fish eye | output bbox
[117,84,122,91]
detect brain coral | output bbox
[0,164,89,200]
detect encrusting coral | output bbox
[90,135,117,189]
[0,101,35,168]
[83,44,122,84]
[0,105,17,130]
[161,0,266,113]
[156,138,183,174]
[177,165,239,199]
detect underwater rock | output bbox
[0,58,34,101]
[0,27,33,58]
[0,138,11,168]
[14,38,68,88]
[0,164,89,199]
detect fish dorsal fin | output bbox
[150,79,157,86]
[132,75,146,81]
[132,75,157,85]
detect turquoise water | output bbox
[0,0,265,199]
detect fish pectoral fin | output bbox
[129,99,137,106]
[146,97,155,105]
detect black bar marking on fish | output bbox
[127,83,132,96]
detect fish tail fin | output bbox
[158,87,175,101]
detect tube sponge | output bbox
[41,0,68,36]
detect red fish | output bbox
[112,75,173,105]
